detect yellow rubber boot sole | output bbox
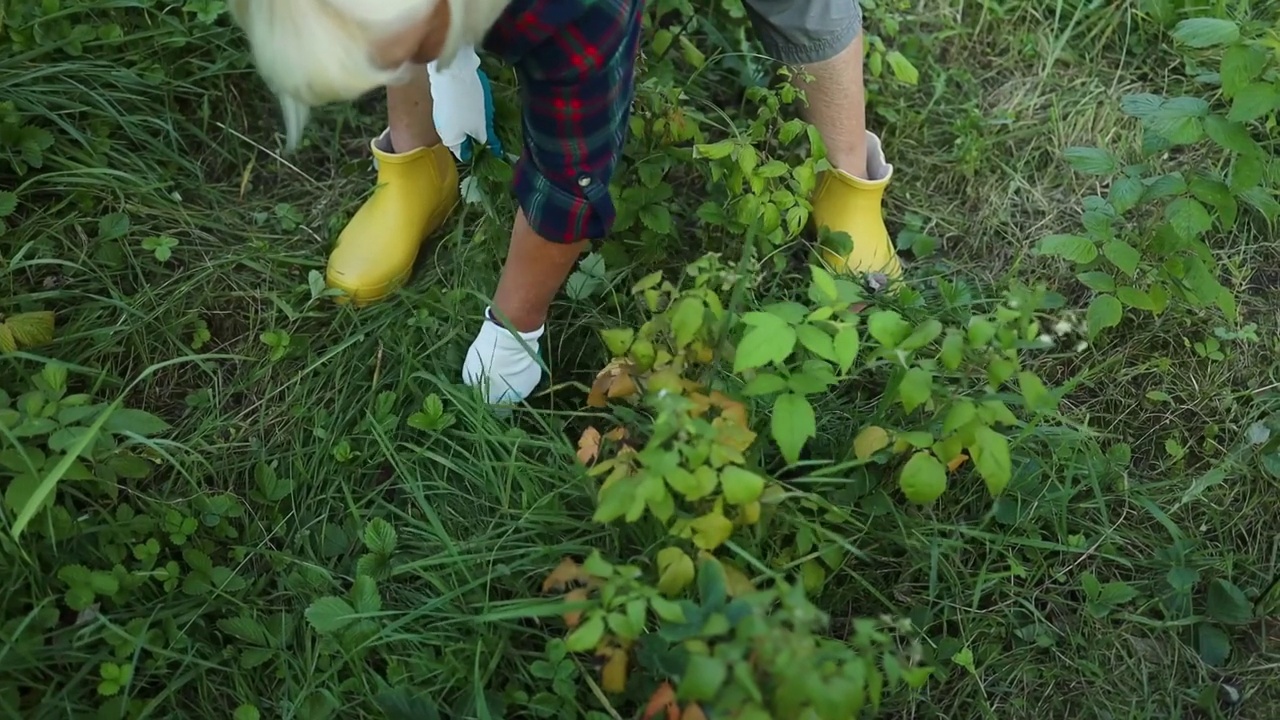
[326,130,460,306]
[812,131,903,281]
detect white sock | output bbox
[461,307,545,405]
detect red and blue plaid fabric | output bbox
[483,0,644,243]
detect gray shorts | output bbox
[743,0,862,66]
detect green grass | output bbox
[2,1,1278,719]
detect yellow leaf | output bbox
[577,427,602,465]
[5,311,54,347]
[719,560,756,597]
[689,512,733,551]
[656,547,695,596]
[599,646,629,694]
[740,501,761,525]
[563,587,590,629]
[680,704,709,720]
[853,425,891,460]
[641,682,680,720]
[542,558,588,594]
[0,324,16,354]
[947,453,970,473]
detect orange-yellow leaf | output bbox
[542,558,587,594]
[680,704,708,720]
[599,646,629,694]
[563,587,589,628]
[604,427,628,442]
[947,453,970,472]
[577,427,602,465]
[607,369,639,400]
[642,682,680,720]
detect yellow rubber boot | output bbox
[812,131,903,280]
[326,129,460,306]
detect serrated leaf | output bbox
[1171,18,1239,48]
[1206,579,1253,625]
[0,191,16,218]
[970,427,1012,496]
[1166,198,1213,239]
[304,596,357,634]
[771,393,814,465]
[351,575,382,613]
[217,615,271,646]
[1035,234,1098,264]
[362,518,397,556]
[104,409,170,437]
[1064,147,1117,175]
[1226,82,1279,124]
[5,311,55,347]
[98,212,130,240]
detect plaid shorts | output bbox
[484,0,645,243]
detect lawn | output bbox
[1,1,1278,719]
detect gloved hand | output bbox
[428,45,504,162]
[462,308,544,405]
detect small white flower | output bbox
[1038,334,1055,346]
[1054,320,1073,336]
[1074,340,1089,352]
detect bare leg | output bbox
[386,70,442,152]
[492,210,588,332]
[792,34,868,179]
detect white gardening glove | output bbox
[428,45,504,162]
[462,308,545,405]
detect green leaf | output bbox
[351,575,381,613]
[362,518,397,556]
[1203,115,1259,155]
[898,452,946,504]
[565,614,605,652]
[1165,198,1213,239]
[899,319,943,352]
[599,328,634,356]
[1171,18,1239,48]
[796,324,837,362]
[217,615,271,645]
[1197,623,1232,667]
[897,367,933,413]
[733,325,796,372]
[1086,294,1123,339]
[832,326,859,372]
[809,264,838,302]
[680,654,728,702]
[304,597,357,634]
[98,212,130,240]
[866,310,911,349]
[1206,579,1253,625]
[1077,271,1116,293]
[1035,234,1098,264]
[970,426,1012,496]
[741,373,788,396]
[1064,147,1117,175]
[1116,286,1156,311]
[1220,45,1268,97]
[1018,371,1056,414]
[1108,177,1144,214]
[1102,240,1141,277]
[719,466,766,505]
[0,191,16,218]
[771,393,815,465]
[670,297,705,349]
[104,409,170,437]
[939,330,964,371]
[234,705,263,720]
[885,50,919,85]
[1226,82,1279,123]
[5,311,55,347]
